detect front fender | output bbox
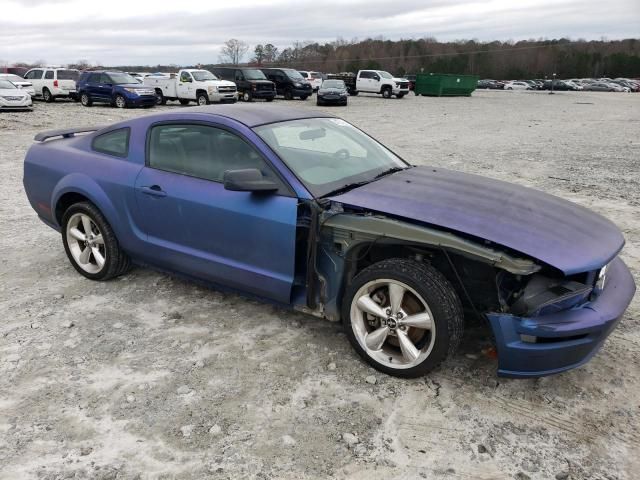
[51,173,124,239]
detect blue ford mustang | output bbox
[23,105,635,378]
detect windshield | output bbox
[286,70,304,80]
[254,118,408,197]
[321,80,345,89]
[0,80,17,89]
[378,71,393,79]
[2,74,23,82]
[243,69,267,80]
[192,70,218,81]
[109,72,139,84]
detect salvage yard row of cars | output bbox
[477,77,640,91]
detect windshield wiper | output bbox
[372,166,409,180]
[322,166,409,198]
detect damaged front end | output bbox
[308,203,636,378]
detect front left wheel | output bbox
[342,258,463,378]
[62,202,130,281]
[114,94,127,108]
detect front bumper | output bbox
[318,95,348,104]
[126,95,157,107]
[487,256,636,378]
[210,91,238,102]
[252,90,276,99]
[0,96,33,109]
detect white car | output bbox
[23,67,79,102]
[298,71,323,91]
[503,81,531,90]
[0,74,36,97]
[0,78,33,110]
[143,69,237,105]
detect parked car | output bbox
[316,79,348,106]
[76,71,157,108]
[23,105,636,378]
[23,67,79,102]
[144,69,237,105]
[210,67,276,102]
[330,70,409,98]
[477,79,504,89]
[298,71,323,91]
[0,73,36,97]
[261,68,312,100]
[0,78,33,110]
[583,82,624,92]
[503,81,532,90]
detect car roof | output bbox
[161,104,336,128]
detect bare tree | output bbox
[253,44,265,65]
[263,44,279,63]
[219,39,249,65]
[68,59,90,70]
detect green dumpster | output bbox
[414,73,478,97]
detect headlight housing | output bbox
[123,88,140,95]
[294,82,302,87]
[208,86,218,94]
[595,264,608,292]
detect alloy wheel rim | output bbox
[66,213,106,274]
[116,96,125,108]
[198,96,207,105]
[243,92,250,101]
[350,279,436,369]
[81,94,89,105]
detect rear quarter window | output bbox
[44,71,54,79]
[57,70,79,80]
[92,128,130,158]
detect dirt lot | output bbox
[1,90,639,480]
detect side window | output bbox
[44,70,54,79]
[180,71,191,82]
[29,69,43,79]
[359,71,372,79]
[92,128,130,158]
[88,73,100,83]
[24,71,34,79]
[148,124,279,184]
[100,74,112,84]
[234,70,244,82]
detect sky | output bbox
[1,0,638,66]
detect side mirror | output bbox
[223,168,279,192]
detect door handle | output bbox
[139,185,167,197]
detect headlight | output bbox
[294,82,302,87]
[208,86,218,93]
[595,264,608,291]
[124,88,139,95]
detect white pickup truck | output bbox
[144,69,237,105]
[336,70,409,98]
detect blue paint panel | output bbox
[487,257,636,377]
[133,167,298,303]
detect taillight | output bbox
[53,80,58,87]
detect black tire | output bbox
[114,94,127,108]
[196,92,209,105]
[80,92,92,107]
[350,90,359,96]
[179,99,191,105]
[155,90,166,105]
[61,202,131,281]
[342,258,463,378]
[396,93,405,99]
[284,89,294,100]
[381,87,392,99]
[316,99,323,106]
[266,97,274,102]
[242,91,252,102]
[43,88,55,103]
[299,95,308,101]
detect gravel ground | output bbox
[0,90,638,480]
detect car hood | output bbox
[0,88,28,96]
[328,166,624,275]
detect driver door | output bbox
[133,122,298,303]
[177,71,194,98]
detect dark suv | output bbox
[210,67,275,102]
[260,68,312,100]
[76,71,157,108]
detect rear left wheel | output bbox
[80,93,92,107]
[342,258,463,377]
[43,88,55,103]
[62,202,130,281]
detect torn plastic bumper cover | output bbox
[487,256,636,378]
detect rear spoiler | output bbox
[34,126,104,142]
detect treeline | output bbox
[243,38,640,79]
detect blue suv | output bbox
[77,71,156,108]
